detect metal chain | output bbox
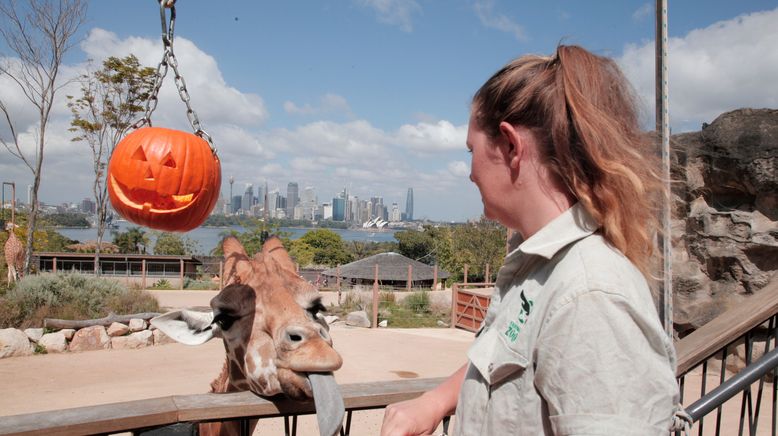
[130,0,216,155]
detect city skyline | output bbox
[2,2,776,222]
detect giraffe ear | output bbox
[262,236,296,273]
[222,236,252,285]
[150,310,215,345]
[222,236,247,257]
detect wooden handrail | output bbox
[0,377,446,436]
[675,277,778,376]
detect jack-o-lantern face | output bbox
[107,127,221,232]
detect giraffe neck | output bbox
[199,358,258,436]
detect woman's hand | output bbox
[381,364,467,436]
[381,392,445,436]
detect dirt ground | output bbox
[0,290,471,435]
[1,290,774,435]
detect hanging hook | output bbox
[158,0,176,48]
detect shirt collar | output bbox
[506,203,600,262]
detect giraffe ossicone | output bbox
[152,235,344,436]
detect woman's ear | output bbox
[499,121,523,169]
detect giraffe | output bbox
[4,222,24,285]
[152,236,344,436]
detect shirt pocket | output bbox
[467,321,530,386]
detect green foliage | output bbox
[112,226,149,254]
[299,229,353,267]
[346,240,398,260]
[34,343,47,354]
[0,273,160,328]
[394,227,437,264]
[149,279,173,290]
[183,277,218,290]
[287,239,316,267]
[40,213,90,228]
[152,231,201,255]
[210,219,290,256]
[402,290,431,313]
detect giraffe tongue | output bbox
[308,372,344,436]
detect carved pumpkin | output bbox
[107,127,221,232]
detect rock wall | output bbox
[671,108,778,335]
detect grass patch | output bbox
[0,273,160,329]
[149,279,174,290]
[183,277,219,290]
[327,289,449,328]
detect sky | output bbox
[1,1,777,223]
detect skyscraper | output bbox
[242,184,254,214]
[286,182,299,219]
[405,188,414,221]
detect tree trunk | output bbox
[44,312,162,329]
[23,126,45,276]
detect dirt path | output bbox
[0,325,472,435]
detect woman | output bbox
[381,45,679,435]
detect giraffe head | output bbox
[152,236,342,400]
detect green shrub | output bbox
[150,279,173,290]
[0,273,160,328]
[403,291,431,314]
[183,277,219,290]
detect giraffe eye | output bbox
[214,313,237,331]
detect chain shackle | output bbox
[130,0,217,156]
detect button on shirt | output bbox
[455,204,679,435]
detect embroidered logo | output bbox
[504,290,534,343]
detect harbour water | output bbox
[55,221,398,255]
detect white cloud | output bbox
[632,3,653,22]
[396,120,467,153]
[474,0,527,41]
[448,161,470,178]
[618,8,778,132]
[284,93,353,118]
[355,0,421,32]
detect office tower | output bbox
[81,198,95,214]
[263,180,269,220]
[287,182,299,219]
[391,202,401,222]
[242,184,254,213]
[332,197,345,221]
[405,188,414,221]
[231,196,242,214]
[322,202,333,220]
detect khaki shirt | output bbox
[455,204,679,435]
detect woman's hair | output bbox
[472,44,664,278]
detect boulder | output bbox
[39,332,68,353]
[107,322,130,337]
[0,328,34,358]
[128,318,147,332]
[346,311,371,328]
[152,329,176,346]
[671,109,778,332]
[24,328,44,343]
[323,315,339,325]
[378,319,388,328]
[112,330,153,349]
[60,329,76,340]
[69,326,111,352]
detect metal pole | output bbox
[685,347,778,422]
[656,0,673,336]
[372,264,379,328]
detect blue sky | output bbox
[2,1,777,222]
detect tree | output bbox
[153,232,200,256]
[395,228,436,264]
[299,229,353,267]
[436,220,506,282]
[67,55,156,275]
[0,0,87,275]
[112,227,149,254]
[210,219,289,257]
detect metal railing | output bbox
[674,277,778,435]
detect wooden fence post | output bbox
[372,264,379,329]
[141,259,146,290]
[485,263,490,283]
[52,257,57,273]
[179,259,184,289]
[407,264,412,291]
[337,265,342,305]
[219,261,224,290]
[463,264,468,285]
[450,283,458,328]
[433,264,438,290]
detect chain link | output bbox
[129,0,216,155]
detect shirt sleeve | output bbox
[534,289,679,436]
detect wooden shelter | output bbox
[321,252,449,288]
